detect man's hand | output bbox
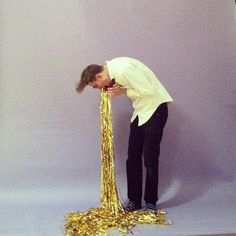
[107,84,127,98]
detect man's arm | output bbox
[118,64,153,100]
[107,83,127,98]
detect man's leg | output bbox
[143,103,168,205]
[126,116,144,208]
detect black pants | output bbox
[126,103,168,207]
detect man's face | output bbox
[88,72,110,89]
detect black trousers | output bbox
[126,103,168,206]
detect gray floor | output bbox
[1,180,235,236]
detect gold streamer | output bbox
[64,90,173,236]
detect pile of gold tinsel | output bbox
[64,90,172,236]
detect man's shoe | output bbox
[123,200,141,212]
[145,203,158,211]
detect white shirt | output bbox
[106,57,173,126]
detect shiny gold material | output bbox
[64,90,173,235]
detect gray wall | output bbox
[0,0,235,207]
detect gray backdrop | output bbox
[0,1,236,235]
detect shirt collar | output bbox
[105,61,115,80]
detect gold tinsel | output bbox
[64,90,173,236]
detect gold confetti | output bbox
[64,90,173,236]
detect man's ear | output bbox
[94,74,99,81]
[95,73,102,81]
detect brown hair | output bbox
[76,64,103,93]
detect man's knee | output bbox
[143,154,159,169]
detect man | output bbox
[76,57,173,211]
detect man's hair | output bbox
[76,64,103,93]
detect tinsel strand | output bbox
[64,90,173,236]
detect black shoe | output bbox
[145,203,158,211]
[123,200,141,211]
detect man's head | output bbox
[76,64,111,93]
